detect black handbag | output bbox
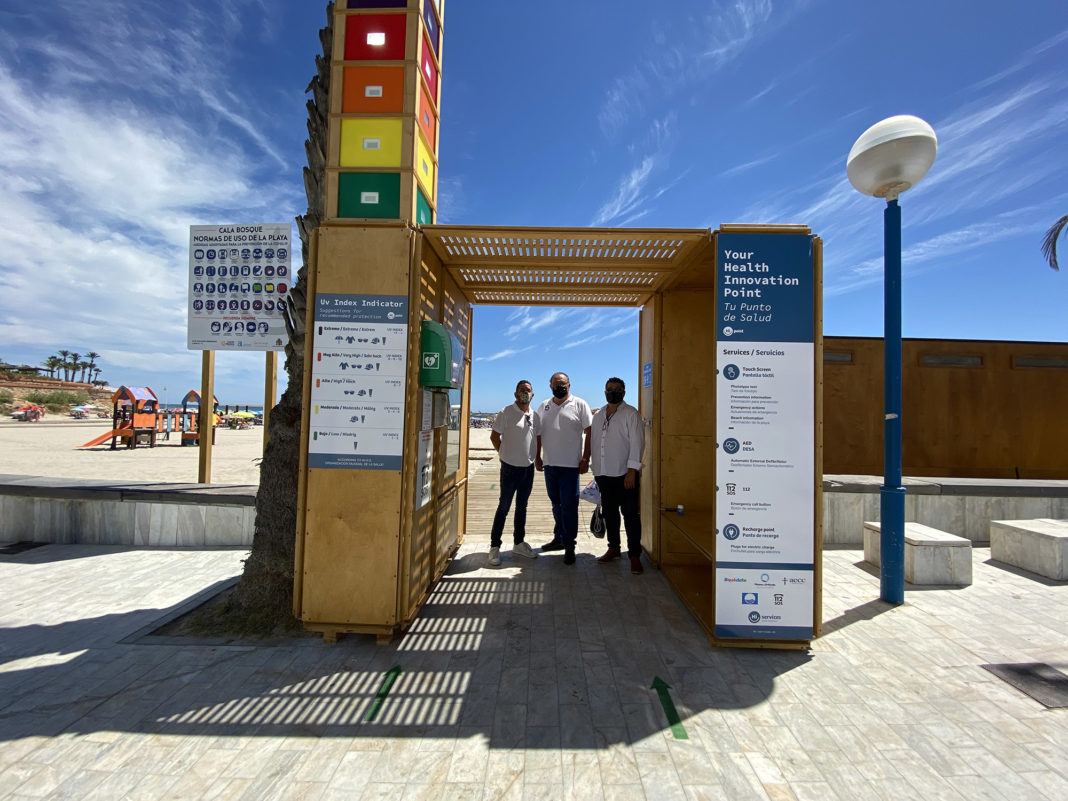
[590,505,605,538]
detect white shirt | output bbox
[591,400,645,477]
[492,403,536,467]
[535,395,592,468]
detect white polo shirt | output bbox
[536,395,592,468]
[591,401,645,477]
[492,403,536,467]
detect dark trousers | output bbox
[490,462,535,547]
[544,465,580,548]
[595,473,642,557]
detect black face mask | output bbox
[552,386,568,399]
[605,390,624,404]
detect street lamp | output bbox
[847,115,937,605]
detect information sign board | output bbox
[715,233,815,640]
[308,293,408,470]
[187,224,291,351]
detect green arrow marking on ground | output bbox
[651,676,688,739]
[365,665,402,722]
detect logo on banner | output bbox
[723,438,740,454]
[723,364,740,380]
[742,593,758,604]
[724,524,740,540]
[748,611,761,623]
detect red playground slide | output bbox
[79,423,131,448]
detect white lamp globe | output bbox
[847,115,938,199]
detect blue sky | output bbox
[0,1,1065,412]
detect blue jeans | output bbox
[490,462,535,547]
[544,465,580,549]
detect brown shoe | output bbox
[630,557,644,575]
[597,547,620,563]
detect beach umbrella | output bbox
[230,410,256,418]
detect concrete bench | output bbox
[989,519,1068,580]
[863,521,972,585]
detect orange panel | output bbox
[417,82,437,149]
[343,66,405,114]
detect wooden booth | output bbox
[293,0,821,647]
[294,222,824,647]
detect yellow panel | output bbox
[415,132,436,200]
[339,118,404,168]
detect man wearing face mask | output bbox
[591,377,646,574]
[534,372,592,565]
[487,380,539,566]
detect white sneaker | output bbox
[487,547,501,566]
[512,541,537,559]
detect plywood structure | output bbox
[295,220,825,648]
[294,222,471,640]
[823,336,1068,478]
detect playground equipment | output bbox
[179,390,218,446]
[79,386,159,449]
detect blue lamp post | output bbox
[847,115,938,605]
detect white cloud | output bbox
[477,346,535,362]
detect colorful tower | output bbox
[327,0,442,225]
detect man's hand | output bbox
[535,455,543,471]
[579,456,590,475]
[624,468,636,489]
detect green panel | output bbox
[337,172,401,219]
[416,189,433,225]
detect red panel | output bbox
[420,33,438,102]
[344,13,407,61]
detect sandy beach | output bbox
[0,418,497,485]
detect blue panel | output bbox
[716,233,814,344]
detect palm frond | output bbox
[1041,214,1068,270]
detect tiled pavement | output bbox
[1,470,1067,799]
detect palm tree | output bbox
[1042,215,1067,270]
[57,350,70,380]
[85,352,100,381]
[43,356,63,378]
[67,352,80,383]
[77,361,91,383]
[217,3,327,632]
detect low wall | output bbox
[3,474,1067,550]
[823,476,1068,545]
[0,475,255,547]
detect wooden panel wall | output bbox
[658,288,718,567]
[639,299,659,561]
[401,233,471,621]
[823,337,1068,478]
[298,224,414,628]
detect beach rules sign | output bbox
[187,223,291,351]
[714,233,817,641]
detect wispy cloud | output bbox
[721,154,778,177]
[971,27,1068,91]
[590,157,657,227]
[826,214,1044,297]
[596,0,779,141]
[504,309,576,338]
[477,346,535,362]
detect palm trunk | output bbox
[221,3,332,631]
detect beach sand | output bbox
[0,418,498,485]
